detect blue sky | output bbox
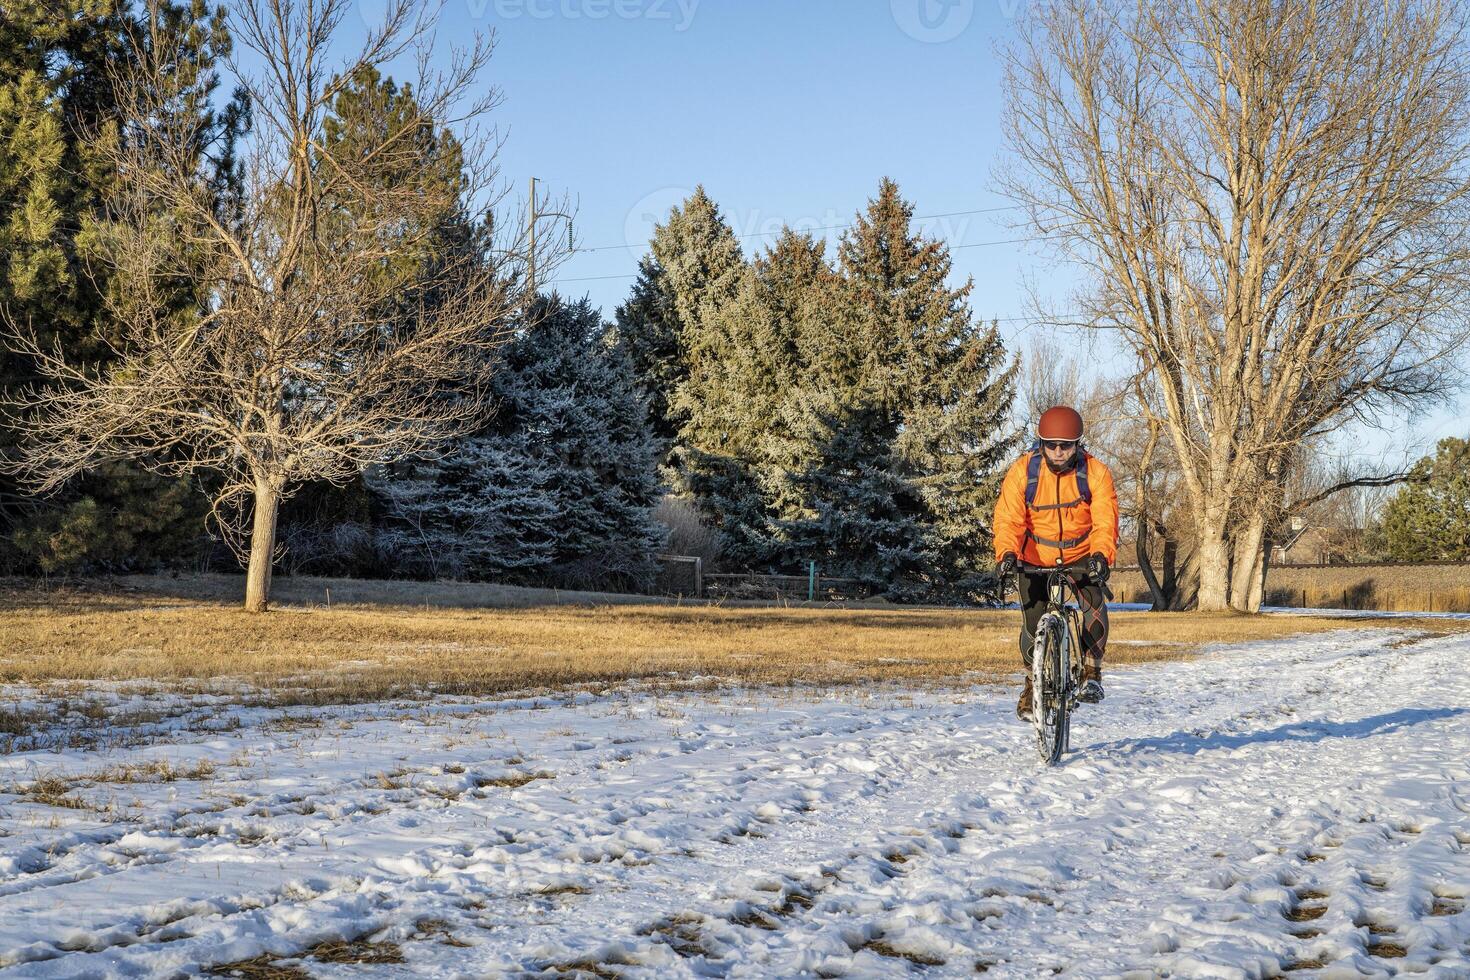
[361,1,1046,320]
[347,0,1462,462]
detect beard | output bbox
[1044,450,1079,474]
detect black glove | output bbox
[997,552,1018,577]
[1086,552,1109,583]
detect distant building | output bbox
[1271,518,1351,565]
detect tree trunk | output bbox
[1196,518,1231,611]
[244,482,281,613]
[1159,532,1178,606]
[1136,523,1168,611]
[1132,418,1169,610]
[1229,511,1268,613]
[1256,543,1274,610]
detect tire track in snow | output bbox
[482,630,1470,977]
[4,626,1469,978]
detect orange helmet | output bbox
[1038,405,1084,441]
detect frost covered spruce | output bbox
[372,294,663,591]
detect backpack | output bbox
[1025,442,1091,510]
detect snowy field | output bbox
[1,627,1468,978]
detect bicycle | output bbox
[1013,563,1109,765]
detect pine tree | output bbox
[613,186,746,451]
[374,296,664,590]
[678,230,833,568]
[264,65,482,579]
[613,257,683,447]
[1375,437,1470,561]
[780,395,933,593]
[0,0,244,573]
[320,65,472,295]
[780,179,1017,596]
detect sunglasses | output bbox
[1041,440,1078,451]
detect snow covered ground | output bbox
[1,626,1468,978]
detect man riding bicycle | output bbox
[992,406,1119,720]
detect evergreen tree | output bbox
[780,395,933,593]
[678,230,833,568]
[780,179,1017,596]
[374,295,664,590]
[249,65,495,581]
[320,65,473,295]
[1375,437,1470,560]
[613,186,745,450]
[0,0,245,573]
[613,257,682,446]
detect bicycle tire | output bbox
[1033,613,1067,765]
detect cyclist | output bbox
[992,406,1119,720]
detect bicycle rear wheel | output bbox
[1033,614,1068,765]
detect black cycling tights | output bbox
[1018,569,1109,667]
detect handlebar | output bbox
[1006,562,1114,602]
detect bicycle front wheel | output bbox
[1033,614,1068,765]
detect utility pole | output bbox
[527,176,574,297]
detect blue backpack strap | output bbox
[1026,446,1091,507]
[1024,449,1042,508]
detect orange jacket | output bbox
[992,450,1119,567]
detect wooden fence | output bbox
[654,557,872,601]
[1110,559,1470,612]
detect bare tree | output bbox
[1264,443,1419,562]
[4,0,542,611]
[1018,334,1111,426]
[1000,0,1470,610]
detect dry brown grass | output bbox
[89,758,217,783]
[2,576,1452,714]
[19,773,87,809]
[1111,563,1470,612]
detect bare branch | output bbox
[1,0,533,611]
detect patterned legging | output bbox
[1018,568,1108,667]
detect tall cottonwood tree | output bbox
[1001,0,1470,611]
[6,0,530,611]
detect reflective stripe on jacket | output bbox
[992,451,1119,567]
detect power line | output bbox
[547,231,1058,286]
[951,234,1063,250]
[546,272,644,284]
[569,204,1027,254]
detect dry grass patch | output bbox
[303,937,404,964]
[16,773,87,809]
[1111,563,1470,612]
[477,771,552,789]
[3,577,1457,711]
[862,939,946,967]
[206,956,312,980]
[90,758,216,783]
[1367,941,1408,958]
